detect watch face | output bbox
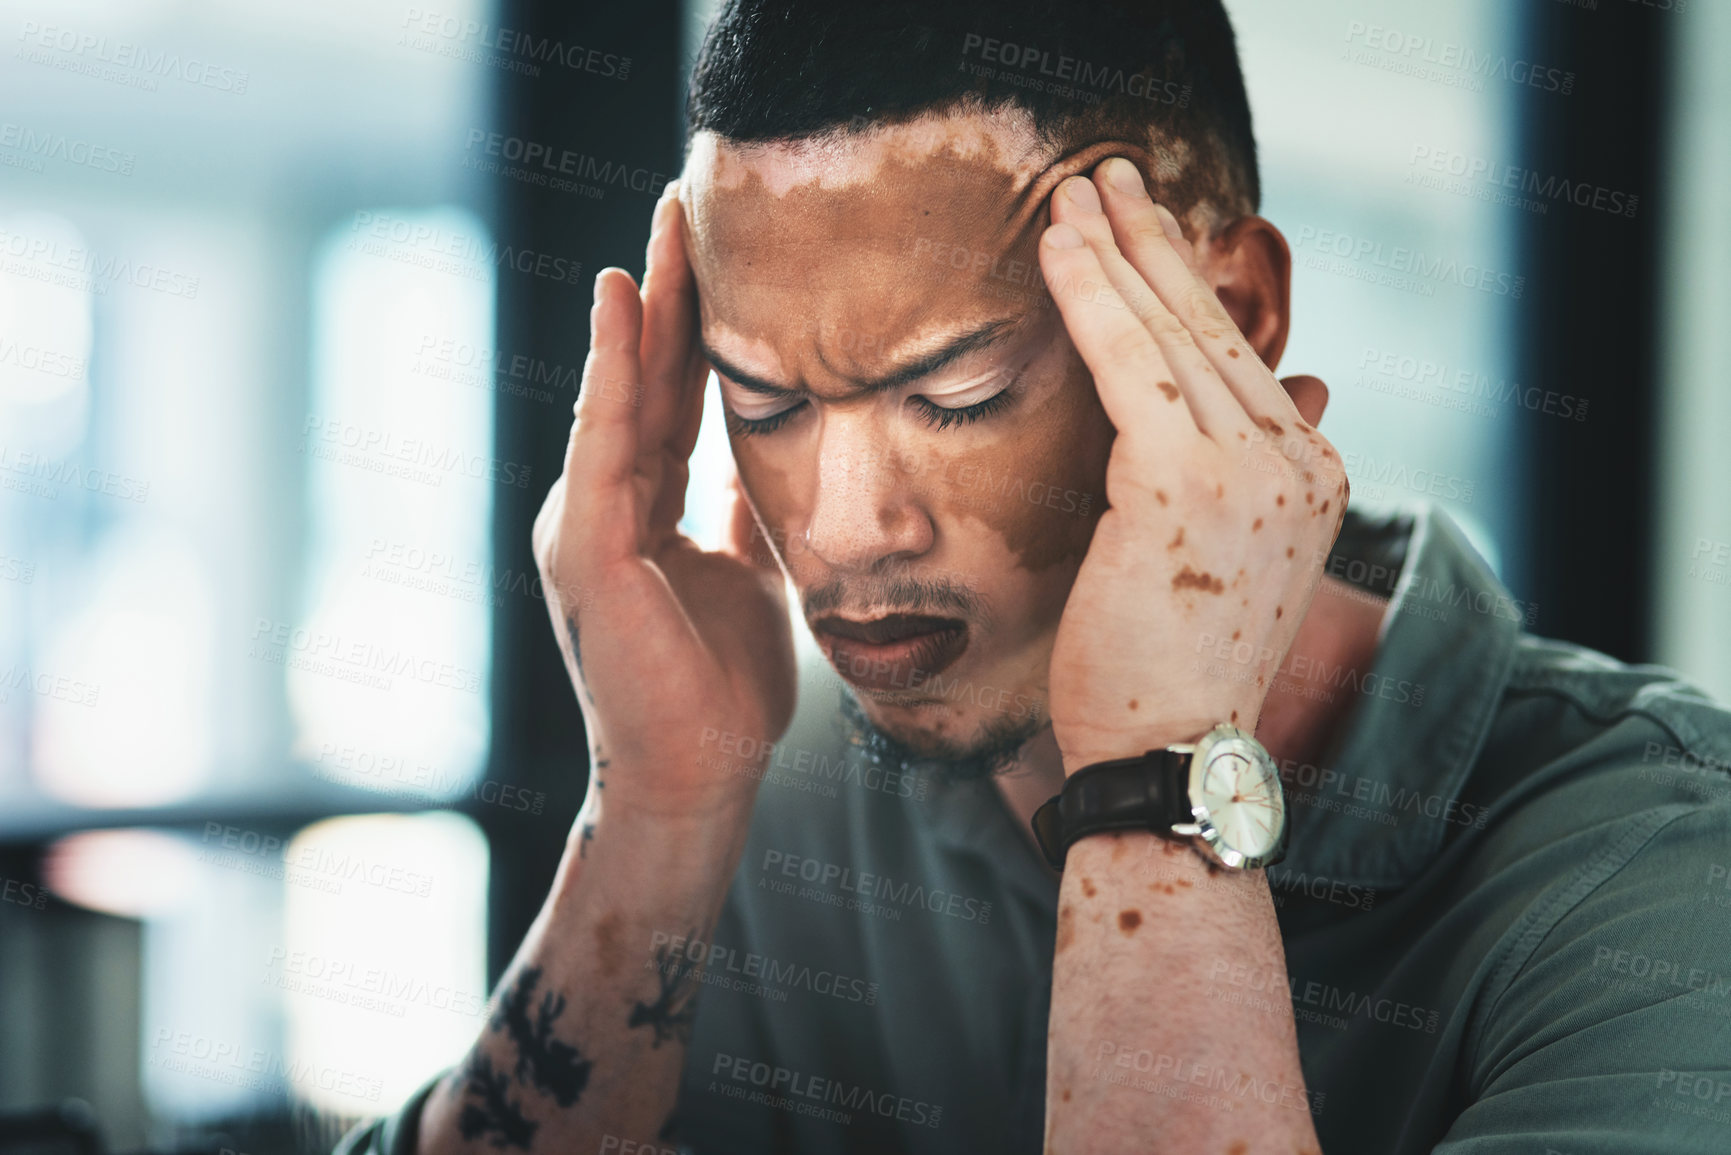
[1190,729,1285,866]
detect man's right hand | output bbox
[417,183,794,1155]
[531,182,798,819]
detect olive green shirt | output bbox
[338,503,1731,1154]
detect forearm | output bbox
[418,784,755,1155]
[1045,832,1321,1154]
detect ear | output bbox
[1201,215,1291,373]
[1278,374,1330,428]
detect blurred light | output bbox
[43,828,200,919]
[678,373,738,551]
[34,527,214,807]
[290,207,494,792]
[0,212,94,454]
[282,811,489,1114]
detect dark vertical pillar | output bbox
[1511,1,1672,662]
[482,0,686,983]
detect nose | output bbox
[802,408,935,576]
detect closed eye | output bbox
[907,382,1019,430]
[721,369,1024,437]
[724,399,806,438]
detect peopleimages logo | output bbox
[1355,347,1589,424]
[959,33,1191,107]
[398,8,631,81]
[1341,21,1575,95]
[648,930,879,1007]
[462,130,669,198]
[0,224,200,299]
[698,727,929,802]
[1407,145,1639,219]
[149,1030,381,1101]
[1274,756,1492,831]
[710,1053,943,1129]
[759,850,992,925]
[1294,226,1524,300]
[0,121,134,175]
[15,20,251,94]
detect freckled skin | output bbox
[1118,909,1142,934]
[1056,904,1076,953]
[594,910,625,981]
[1156,380,1180,401]
[1173,567,1224,594]
[682,116,1128,756]
[1081,877,1097,898]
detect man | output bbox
[338,1,1731,1151]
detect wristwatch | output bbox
[1030,724,1287,871]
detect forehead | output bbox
[681,111,1060,379]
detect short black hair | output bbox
[686,0,1260,224]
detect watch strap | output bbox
[1030,748,1197,870]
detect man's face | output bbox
[682,112,1119,768]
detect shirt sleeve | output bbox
[333,1075,443,1155]
[1432,805,1731,1153]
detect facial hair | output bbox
[835,685,1046,787]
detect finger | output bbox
[640,183,707,460]
[1094,158,1299,424]
[1051,175,1251,440]
[1036,214,1202,450]
[564,267,647,568]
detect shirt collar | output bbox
[914,501,1521,898]
[1280,501,1522,889]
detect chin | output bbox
[835,673,1049,784]
[854,695,971,757]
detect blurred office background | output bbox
[0,0,1725,1152]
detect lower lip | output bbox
[818,627,969,693]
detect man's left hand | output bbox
[1040,157,1349,772]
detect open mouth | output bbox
[811,613,970,694]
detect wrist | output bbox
[1058,720,1216,775]
[569,774,755,854]
[555,789,756,905]
[582,754,765,821]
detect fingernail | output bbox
[1152,203,1183,241]
[1064,176,1101,213]
[1104,157,1146,197]
[593,272,605,304]
[1045,222,1085,249]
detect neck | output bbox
[995,575,1390,862]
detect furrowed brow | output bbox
[703,317,1022,399]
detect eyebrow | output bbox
[703,317,1022,399]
